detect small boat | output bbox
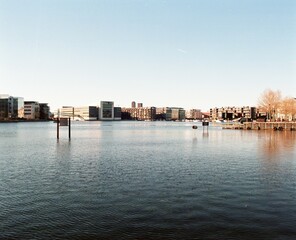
[192,125,198,129]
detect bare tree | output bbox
[292,99,296,121]
[258,89,282,121]
[289,98,296,121]
[280,97,296,121]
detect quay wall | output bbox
[221,122,296,131]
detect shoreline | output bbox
[0,119,53,123]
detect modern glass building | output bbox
[100,101,114,120]
[12,97,24,118]
[0,95,24,119]
[0,98,8,119]
[39,103,50,120]
[114,107,122,120]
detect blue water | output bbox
[0,121,296,239]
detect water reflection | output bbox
[259,131,296,161]
[202,132,209,138]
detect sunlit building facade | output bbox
[121,107,156,121]
[59,106,98,120]
[210,106,257,121]
[0,95,24,119]
[74,106,98,120]
[24,101,40,120]
[186,109,202,120]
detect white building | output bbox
[74,106,98,121]
[58,106,98,121]
[24,101,40,120]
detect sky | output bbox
[0,0,295,111]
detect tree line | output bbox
[258,89,296,121]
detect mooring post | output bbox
[68,117,71,139]
[57,118,60,139]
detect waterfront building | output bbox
[155,107,168,120]
[121,107,156,121]
[155,107,186,121]
[59,106,98,120]
[165,108,172,121]
[60,106,74,119]
[39,103,50,120]
[100,101,114,120]
[210,106,257,121]
[186,109,202,120]
[74,106,98,121]
[243,106,256,119]
[13,97,25,118]
[114,107,122,120]
[131,101,136,108]
[24,101,40,120]
[171,107,185,121]
[179,109,186,121]
[0,95,24,119]
[137,103,143,108]
[0,96,9,119]
[58,103,118,121]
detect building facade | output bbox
[186,109,202,120]
[155,107,186,121]
[121,107,156,121]
[0,95,24,119]
[0,97,8,119]
[24,101,40,120]
[74,106,98,120]
[60,106,74,119]
[100,101,114,120]
[59,106,98,121]
[210,106,257,121]
[114,107,122,120]
[39,103,50,120]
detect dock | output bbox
[220,122,296,131]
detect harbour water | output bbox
[1,121,296,239]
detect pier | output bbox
[221,122,296,131]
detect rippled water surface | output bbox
[1,121,296,239]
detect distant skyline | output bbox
[1,0,295,111]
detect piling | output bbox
[69,118,71,139]
[57,118,60,139]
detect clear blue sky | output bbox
[1,0,295,111]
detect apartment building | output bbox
[121,107,156,121]
[186,109,202,120]
[24,101,40,120]
[210,106,257,121]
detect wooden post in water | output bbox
[68,117,71,139]
[57,118,60,139]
